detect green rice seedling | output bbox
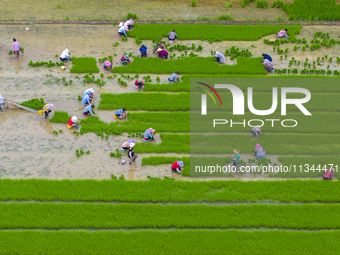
[80,150,84,155]
[113,42,120,47]
[101,73,104,78]
[55,54,58,57]
[20,98,45,110]
[121,36,128,41]
[64,82,68,86]
[126,13,138,20]
[53,130,58,135]
[191,0,196,7]
[325,55,328,59]
[56,2,61,8]
[280,56,283,60]
[76,150,79,153]
[127,24,301,43]
[285,54,287,59]
[256,1,268,8]
[62,77,66,82]
[65,15,69,21]
[70,57,99,73]
[112,57,266,75]
[218,15,233,20]
[107,76,112,79]
[69,80,72,84]
[76,153,80,158]
[241,0,249,7]
[329,57,333,62]
[86,151,90,155]
[272,0,283,8]
[156,77,160,82]
[59,130,63,133]
[49,111,71,123]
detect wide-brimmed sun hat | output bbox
[255,143,261,148]
[71,116,78,122]
[178,161,184,167]
[233,149,239,154]
[124,54,130,60]
[104,61,111,67]
[148,128,155,133]
[89,88,94,93]
[128,139,135,143]
[129,142,135,148]
[48,104,55,110]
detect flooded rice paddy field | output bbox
[1,25,339,180]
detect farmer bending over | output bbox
[214,51,226,64]
[11,38,21,58]
[42,103,55,119]
[121,140,134,152]
[262,54,272,62]
[135,79,144,90]
[168,72,179,83]
[278,29,288,38]
[84,88,94,97]
[172,161,184,173]
[143,128,155,142]
[114,108,127,119]
[82,94,92,108]
[128,142,138,164]
[323,168,335,180]
[159,49,169,59]
[168,30,177,42]
[264,61,274,72]
[124,19,134,30]
[251,125,262,137]
[139,45,148,58]
[104,61,113,70]
[118,26,127,37]
[120,54,130,65]
[83,104,95,117]
[68,116,78,129]
[230,149,240,170]
[60,48,71,62]
[255,143,266,159]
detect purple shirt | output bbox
[11,41,20,51]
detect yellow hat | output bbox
[233,149,239,154]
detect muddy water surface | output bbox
[1,24,339,180]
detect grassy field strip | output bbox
[0,179,340,202]
[48,111,340,134]
[144,76,340,92]
[112,57,267,74]
[126,24,302,41]
[136,133,340,155]
[98,92,340,112]
[0,229,338,254]
[1,203,340,230]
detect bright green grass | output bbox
[1,203,340,229]
[112,57,267,74]
[49,111,71,124]
[70,57,99,73]
[0,230,339,254]
[0,179,339,202]
[127,24,302,42]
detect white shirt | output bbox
[60,49,69,59]
[124,20,132,27]
[214,52,226,63]
[0,95,4,104]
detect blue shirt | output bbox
[82,95,90,105]
[144,130,153,140]
[139,46,147,53]
[118,27,127,37]
[115,109,124,116]
[83,105,94,116]
[263,55,272,61]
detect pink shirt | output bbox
[255,146,265,157]
[278,30,287,37]
[11,41,20,51]
[323,169,334,179]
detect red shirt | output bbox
[135,80,144,86]
[68,118,75,126]
[121,56,130,63]
[172,161,179,169]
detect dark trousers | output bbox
[118,32,126,37]
[44,110,51,118]
[141,52,147,58]
[172,167,181,172]
[60,57,68,62]
[215,57,220,62]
